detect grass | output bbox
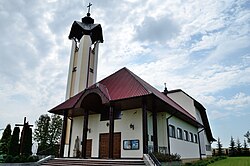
[209,157,250,166]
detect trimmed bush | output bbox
[153,152,181,162]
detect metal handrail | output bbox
[148,152,162,166]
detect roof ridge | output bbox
[123,67,152,94]
[98,67,127,83]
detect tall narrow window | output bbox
[169,125,175,138]
[190,132,194,142]
[177,128,183,140]
[184,130,189,141]
[194,134,198,143]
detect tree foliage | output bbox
[20,127,32,156]
[34,114,50,146]
[8,127,20,156]
[245,131,250,144]
[236,138,242,155]
[217,137,223,156]
[229,136,236,156]
[49,114,63,145]
[243,139,249,155]
[0,124,12,154]
[34,114,62,155]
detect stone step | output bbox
[41,158,146,166]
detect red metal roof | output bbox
[49,91,84,112]
[49,67,196,121]
[99,68,196,121]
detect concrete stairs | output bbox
[40,158,146,166]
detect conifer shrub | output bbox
[8,127,20,156]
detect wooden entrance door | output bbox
[86,139,92,158]
[99,133,121,159]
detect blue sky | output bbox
[0,0,249,148]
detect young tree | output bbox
[229,136,236,156]
[8,127,20,156]
[217,137,223,156]
[49,114,63,145]
[34,114,62,155]
[34,114,51,146]
[243,139,249,156]
[245,131,250,144]
[236,138,242,156]
[0,124,12,154]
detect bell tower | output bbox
[66,3,103,99]
[61,3,103,157]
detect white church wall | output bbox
[69,116,84,157]
[195,107,203,125]
[168,116,199,159]
[87,114,109,158]
[115,108,143,158]
[83,108,143,158]
[168,92,196,118]
[157,112,168,151]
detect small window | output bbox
[190,132,194,142]
[177,128,183,139]
[206,145,211,151]
[184,130,189,141]
[194,134,198,143]
[100,107,121,121]
[169,125,175,138]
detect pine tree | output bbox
[229,136,236,156]
[243,140,249,156]
[20,125,32,156]
[8,127,20,156]
[23,127,32,156]
[236,138,242,156]
[245,131,250,144]
[0,124,12,155]
[217,137,223,156]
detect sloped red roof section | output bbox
[99,67,196,121]
[49,67,196,122]
[50,91,84,112]
[98,68,150,100]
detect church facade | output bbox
[49,6,215,160]
[49,67,215,160]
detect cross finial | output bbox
[87,2,92,14]
[164,83,168,93]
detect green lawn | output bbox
[209,157,250,166]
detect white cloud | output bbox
[217,92,250,110]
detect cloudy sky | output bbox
[0,0,249,148]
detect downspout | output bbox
[198,128,205,160]
[166,111,177,155]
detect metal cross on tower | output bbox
[87,2,92,14]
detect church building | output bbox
[49,5,215,161]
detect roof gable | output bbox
[49,67,199,125]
